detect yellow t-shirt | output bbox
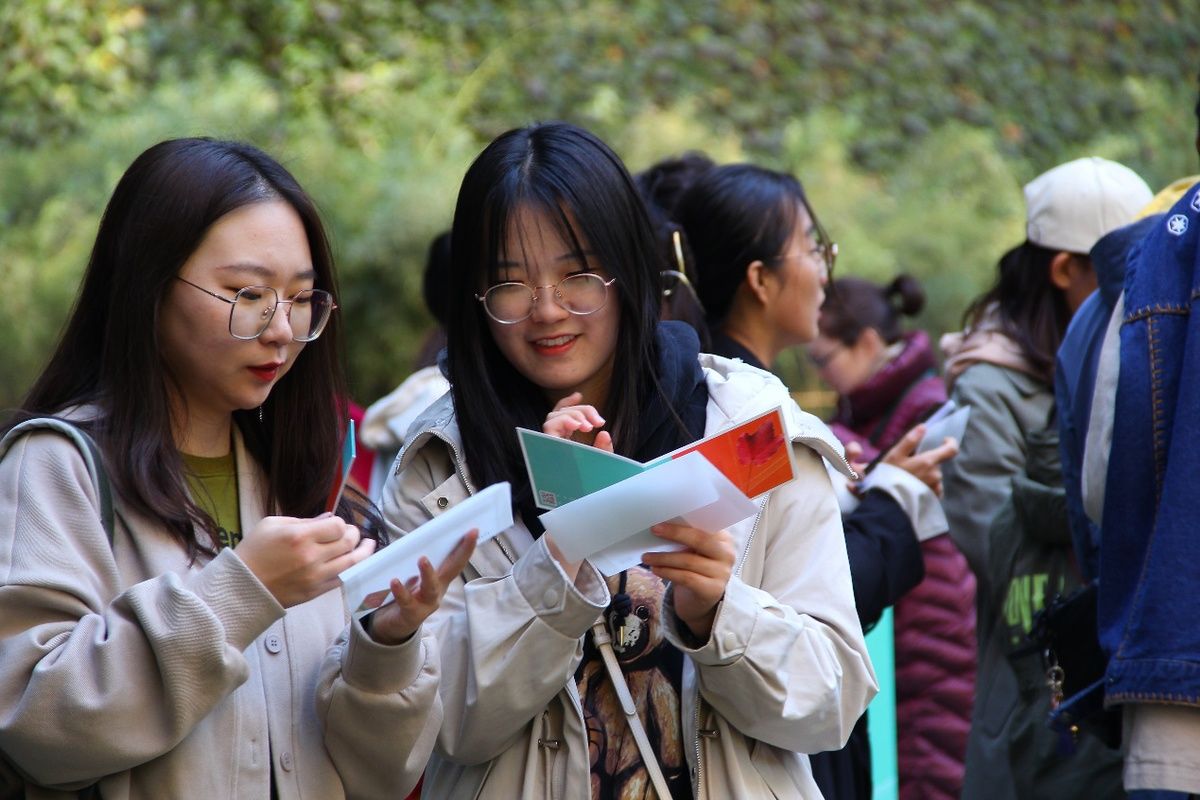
[182,451,242,549]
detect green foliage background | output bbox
[2,1,1197,410]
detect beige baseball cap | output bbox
[1024,157,1153,254]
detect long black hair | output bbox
[961,241,1071,384]
[445,122,664,509]
[11,137,361,558]
[634,153,715,349]
[675,163,830,328]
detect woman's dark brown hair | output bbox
[9,137,365,558]
[819,274,926,347]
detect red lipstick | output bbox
[247,362,283,382]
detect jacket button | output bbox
[280,751,294,772]
[723,632,737,649]
[542,588,560,608]
[265,634,283,654]
[436,496,449,509]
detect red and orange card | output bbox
[651,407,796,499]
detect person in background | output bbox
[362,231,452,501]
[0,137,471,798]
[381,121,876,799]
[1058,112,1200,585]
[635,152,715,348]
[941,156,1152,799]
[674,162,953,800]
[810,274,975,800]
[1054,215,1156,585]
[1074,79,1200,799]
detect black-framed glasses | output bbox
[175,277,337,342]
[475,273,617,324]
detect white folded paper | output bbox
[540,452,759,576]
[339,481,513,618]
[917,400,971,453]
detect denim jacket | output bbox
[1099,182,1200,706]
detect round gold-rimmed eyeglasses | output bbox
[476,273,617,324]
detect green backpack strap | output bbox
[0,418,115,545]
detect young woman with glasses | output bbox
[379,121,876,799]
[0,138,472,798]
[673,164,956,800]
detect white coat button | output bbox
[265,634,283,654]
[542,588,560,608]
[722,632,737,650]
[280,751,294,772]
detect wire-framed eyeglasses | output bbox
[476,273,617,324]
[770,233,838,276]
[175,277,337,342]
[810,216,839,274]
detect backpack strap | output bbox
[0,418,114,545]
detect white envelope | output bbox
[339,481,513,618]
[541,452,759,576]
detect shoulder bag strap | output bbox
[591,620,675,800]
[0,418,115,544]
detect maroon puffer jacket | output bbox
[828,330,977,800]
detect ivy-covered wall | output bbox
[2,1,1197,409]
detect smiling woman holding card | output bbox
[0,138,471,798]
[381,122,877,799]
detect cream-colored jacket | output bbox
[0,425,440,799]
[383,355,877,799]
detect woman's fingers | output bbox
[923,437,959,465]
[641,548,729,580]
[436,531,478,584]
[649,522,735,561]
[325,537,376,575]
[409,556,438,602]
[885,424,924,462]
[550,391,584,412]
[546,407,604,431]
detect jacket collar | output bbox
[838,331,936,425]
[697,353,854,478]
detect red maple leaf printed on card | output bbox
[735,420,784,466]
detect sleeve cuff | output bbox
[663,578,758,665]
[512,537,609,637]
[188,548,285,651]
[339,617,431,695]
[861,463,948,542]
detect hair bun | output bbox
[886,274,925,317]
